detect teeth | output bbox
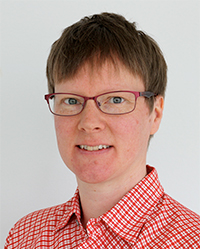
[79,145,110,151]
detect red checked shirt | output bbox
[5,166,200,248]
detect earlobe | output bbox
[150,95,164,135]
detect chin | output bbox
[75,169,114,185]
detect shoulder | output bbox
[163,193,200,225]
[4,200,72,249]
[147,193,200,248]
[14,202,67,230]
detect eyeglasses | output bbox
[44,91,156,116]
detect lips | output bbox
[78,145,111,151]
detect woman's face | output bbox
[54,60,163,186]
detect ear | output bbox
[150,95,164,135]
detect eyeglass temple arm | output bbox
[140,91,157,98]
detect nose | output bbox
[77,100,106,132]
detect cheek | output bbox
[55,117,73,137]
[54,118,77,170]
[113,114,151,150]
[54,117,75,151]
[54,120,64,146]
[112,116,141,145]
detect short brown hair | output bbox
[46,12,167,109]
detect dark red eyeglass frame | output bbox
[44,90,157,116]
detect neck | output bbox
[77,165,147,229]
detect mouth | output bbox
[77,145,111,151]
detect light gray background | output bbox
[1,0,200,247]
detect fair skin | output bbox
[54,59,164,229]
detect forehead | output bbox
[56,57,144,89]
[55,64,145,97]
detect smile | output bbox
[78,145,110,151]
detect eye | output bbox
[64,98,80,105]
[109,96,125,104]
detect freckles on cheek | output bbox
[116,117,140,143]
[54,118,72,137]
[54,118,61,134]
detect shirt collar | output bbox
[101,166,164,245]
[54,188,81,232]
[53,165,164,244]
